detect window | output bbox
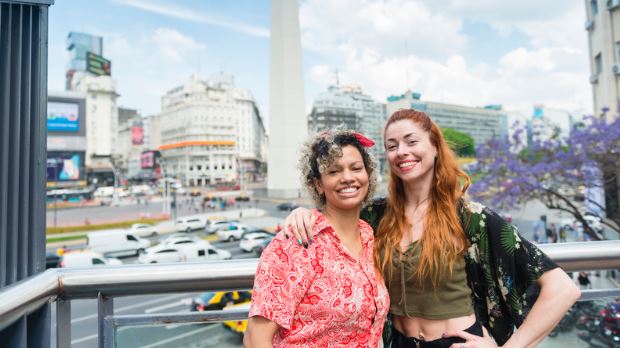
[591,0,599,15]
[198,249,206,257]
[126,235,138,242]
[595,53,603,74]
[92,258,105,265]
[208,249,217,255]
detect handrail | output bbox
[1,240,620,331]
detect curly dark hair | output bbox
[298,130,377,208]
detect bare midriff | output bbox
[392,313,477,341]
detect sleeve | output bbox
[248,233,317,330]
[483,208,558,317]
[360,197,387,233]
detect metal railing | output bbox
[1,241,620,347]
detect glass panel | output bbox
[115,320,247,347]
[540,296,620,347]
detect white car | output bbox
[138,245,183,264]
[216,223,250,242]
[161,233,204,245]
[176,216,206,233]
[206,219,239,234]
[138,242,231,263]
[239,232,274,253]
[61,251,123,268]
[129,223,158,238]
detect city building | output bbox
[584,0,620,120]
[69,70,120,186]
[65,32,103,89]
[47,90,87,188]
[585,0,620,219]
[158,74,267,187]
[309,84,387,170]
[386,90,508,148]
[116,110,145,182]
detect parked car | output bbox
[137,246,182,264]
[61,251,123,268]
[190,291,252,312]
[277,202,299,211]
[254,235,275,256]
[216,223,251,242]
[176,216,207,233]
[45,252,61,269]
[129,223,158,238]
[87,230,150,257]
[138,242,231,264]
[161,233,204,245]
[239,232,274,253]
[205,219,239,234]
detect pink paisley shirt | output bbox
[249,210,389,347]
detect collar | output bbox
[311,209,373,244]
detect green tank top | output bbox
[387,240,474,319]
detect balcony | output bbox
[1,241,620,347]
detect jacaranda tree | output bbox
[469,115,620,240]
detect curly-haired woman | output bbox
[244,130,389,347]
[283,109,580,348]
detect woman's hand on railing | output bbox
[283,207,316,247]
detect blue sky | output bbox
[48,0,592,124]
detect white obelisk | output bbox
[268,0,307,198]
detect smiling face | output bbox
[314,145,369,212]
[384,119,437,185]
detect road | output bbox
[50,239,261,348]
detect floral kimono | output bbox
[360,198,558,346]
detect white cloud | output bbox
[113,0,269,38]
[300,0,592,114]
[152,28,206,62]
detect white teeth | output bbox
[399,162,415,168]
[338,187,357,193]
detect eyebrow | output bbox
[386,132,419,142]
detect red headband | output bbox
[354,133,375,148]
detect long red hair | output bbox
[374,109,470,289]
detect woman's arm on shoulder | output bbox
[244,316,278,348]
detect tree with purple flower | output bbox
[469,115,620,240]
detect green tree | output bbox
[441,127,476,157]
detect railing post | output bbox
[103,316,115,348]
[56,298,70,348]
[97,293,113,348]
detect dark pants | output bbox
[391,321,483,348]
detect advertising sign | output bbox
[86,51,111,76]
[132,124,144,145]
[140,151,154,169]
[47,151,84,182]
[47,102,79,132]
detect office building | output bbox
[159,74,267,187]
[386,90,508,148]
[66,32,103,89]
[310,84,387,169]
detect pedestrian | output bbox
[577,271,591,290]
[559,226,567,242]
[283,109,580,347]
[244,130,389,347]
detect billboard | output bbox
[47,102,79,132]
[86,51,111,76]
[132,124,144,145]
[47,151,85,182]
[141,151,155,169]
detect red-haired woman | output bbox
[284,109,580,348]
